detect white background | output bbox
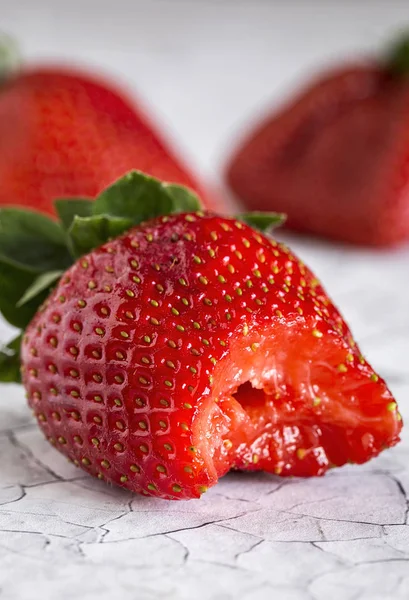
[4,0,409,186]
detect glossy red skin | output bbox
[226,63,409,246]
[21,213,401,500]
[0,67,215,215]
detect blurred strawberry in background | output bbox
[226,33,409,247]
[0,36,213,216]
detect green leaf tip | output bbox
[0,335,22,384]
[0,34,21,83]
[68,214,134,259]
[163,184,201,213]
[17,270,64,307]
[54,198,93,231]
[93,170,200,223]
[0,261,53,329]
[0,207,71,273]
[385,31,409,76]
[238,212,286,232]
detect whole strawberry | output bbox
[0,38,213,216]
[0,172,402,499]
[226,33,409,246]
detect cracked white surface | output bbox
[1,235,408,600]
[2,1,409,598]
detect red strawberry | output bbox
[0,172,401,500]
[0,42,214,216]
[226,34,409,246]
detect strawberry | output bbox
[226,33,409,246]
[0,171,402,500]
[0,39,213,216]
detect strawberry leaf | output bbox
[0,334,22,384]
[55,198,93,231]
[93,171,174,223]
[68,214,134,258]
[0,208,72,273]
[93,170,200,225]
[0,262,50,329]
[238,212,286,232]
[386,33,409,76]
[0,34,21,83]
[17,270,64,307]
[164,184,201,212]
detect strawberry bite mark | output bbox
[196,321,400,483]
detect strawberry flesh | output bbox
[203,325,399,481]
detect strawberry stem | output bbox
[385,32,409,76]
[0,34,21,84]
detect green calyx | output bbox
[0,170,285,384]
[0,34,21,83]
[385,32,409,76]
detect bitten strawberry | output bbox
[226,33,409,246]
[0,38,213,216]
[0,172,402,500]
